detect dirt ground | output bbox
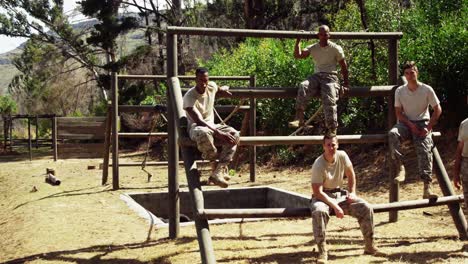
[0,146,467,264]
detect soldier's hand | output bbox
[346,192,357,203]
[454,175,461,190]
[214,130,237,145]
[220,85,232,96]
[408,123,420,136]
[333,206,344,219]
[420,127,430,137]
[340,85,349,97]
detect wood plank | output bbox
[57,143,104,158]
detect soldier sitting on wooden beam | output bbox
[310,135,385,263]
[183,67,240,188]
[388,61,442,199]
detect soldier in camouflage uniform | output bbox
[388,61,442,199]
[310,135,384,263]
[289,25,349,137]
[183,68,240,188]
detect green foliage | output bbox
[0,95,17,115]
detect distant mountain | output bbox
[0,16,147,95]
[0,47,23,94]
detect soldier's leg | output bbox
[189,126,217,161]
[347,197,384,255]
[347,198,374,240]
[290,75,320,127]
[412,121,437,198]
[216,125,240,163]
[319,74,339,136]
[310,198,331,262]
[388,122,411,182]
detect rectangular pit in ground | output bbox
[122,186,310,227]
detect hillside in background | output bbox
[0,17,147,95]
[0,47,22,94]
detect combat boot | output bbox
[423,181,438,199]
[325,128,337,137]
[210,161,230,181]
[364,237,386,257]
[208,164,229,188]
[317,242,328,264]
[394,164,406,183]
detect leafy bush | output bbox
[0,95,17,115]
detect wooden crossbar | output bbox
[179,132,441,147]
[197,195,464,219]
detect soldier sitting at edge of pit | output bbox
[310,135,385,264]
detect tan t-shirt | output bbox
[311,150,352,189]
[394,82,440,121]
[458,118,468,157]
[183,81,218,128]
[305,41,345,74]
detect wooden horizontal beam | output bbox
[180,86,396,98]
[116,105,249,114]
[118,132,168,138]
[168,27,403,40]
[105,160,211,167]
[197,195,464,219]
[117,75,251,81]
[179,132,442,147]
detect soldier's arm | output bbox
[216,85,232,97]
[338,59,349,88]
[344,163,358,202]
[294,38,310,59]
[427,104,442,132]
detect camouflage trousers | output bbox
[189,124,239,163]
[461,158,468,213]
[388,120,433,183]
[309,192,374,244]
[297,72,340,132]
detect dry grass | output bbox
[0,148,467,264]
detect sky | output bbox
[0,0,83,54]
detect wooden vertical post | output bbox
[432,146,468,240]
[167,33,180,239]
[9,115,13,152]
[169,77,215,264]
[249,75,257,182]
[102,107,112,185]
[3,116,7,151]
[35,115,39,149]
[28,117,32,161]
[52,116,57,161]
[111,72,120,190]
[388,38,399,222]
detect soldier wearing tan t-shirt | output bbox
[183,68,240,188]
[309,135,384,263]
[454,118,468,211]
[388,61,442,199]
[289,25,350,137]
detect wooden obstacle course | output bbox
[164,26,467,263]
